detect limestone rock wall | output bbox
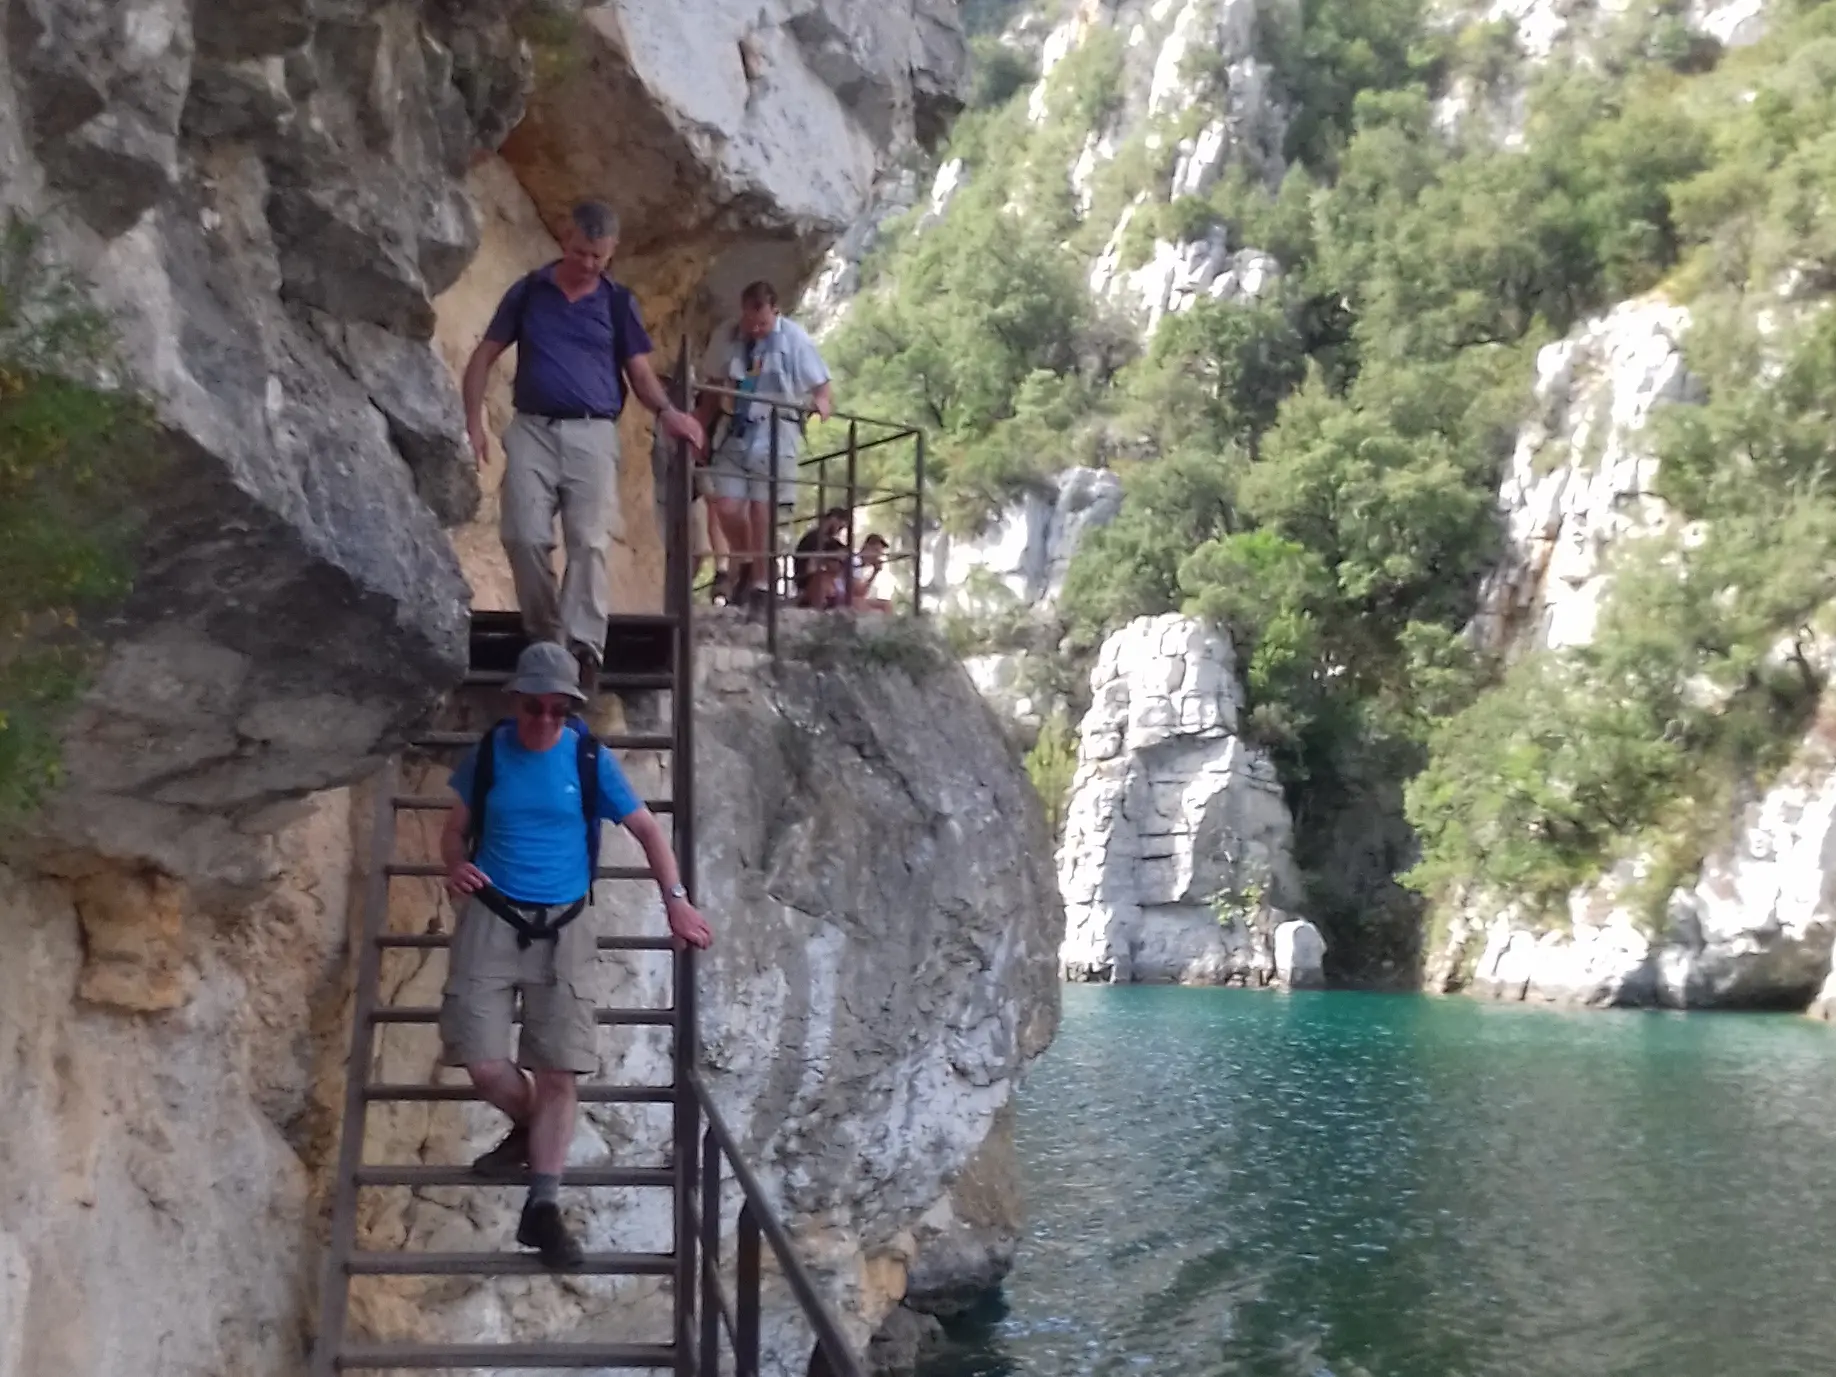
[0,792,354,1377]
[0,0,534,893]
[1470,296,1697,657]
[1057,614,1320,985]
[1435,291,1836,1011]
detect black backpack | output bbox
[464,717,602,904]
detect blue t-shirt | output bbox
[449,723,644,905]
[485,264,655,419]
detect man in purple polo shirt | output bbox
[461,202,704,690]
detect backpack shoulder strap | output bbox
[570,717,603,903]
[465,720,509,859]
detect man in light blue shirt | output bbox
[696,280,834,606]
[438,641,711,1267]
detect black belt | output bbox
[525,410,617,424]
[476,884,587,949]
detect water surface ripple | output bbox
[921,987,1836,1377]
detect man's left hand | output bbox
[813,395,835,421]
[661,407,706,454]
[666,895,714,950]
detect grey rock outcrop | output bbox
[1057,614,1313,984]
[2,0,535,893]
[500,0,966,338]
[931,467,1122,728]
[1089,222,1280,334]
[1471,297,1698,656]
[932,467,1124,615]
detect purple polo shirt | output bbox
[484,263,654,419]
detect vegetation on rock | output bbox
[0,217,157,817]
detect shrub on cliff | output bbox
[0,217,156,816]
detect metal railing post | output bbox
[844,420,858,608]
[767,405,780,660]
[735,1204,762,1377]
[671,338,702,1377]
[911,429,925,618]
[701,1129,722,1375]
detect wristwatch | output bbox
[665,883,688,901]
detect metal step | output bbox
[389,794,674,814]
[383,862,655,881]
[410,731,674,752]
[362,1083,673,1104]
[337,1342,676,1369]
[462,669,676,692]
[368,1006,673,1027]
[373,932,674,952]
[345,1251,674,1277]
[352,1165,673,1189]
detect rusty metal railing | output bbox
[664,356,867,1377]
[685,374,927,660]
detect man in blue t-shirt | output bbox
[437,641,712,1267]
[460,202,705,691]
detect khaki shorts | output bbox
[705,437,797,507]
[439,895,598,1074]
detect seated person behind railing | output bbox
[649,370,724,595]
[794,507,850,609]
[695,281,834,609]
[439,643,712,1269]
[850,532,893,611]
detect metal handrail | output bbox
[681,365,927,652]
[668,343,877,1375]
[694,378,917,434]
[686,1067,865,1377]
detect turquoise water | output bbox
[921,987,1836,1377]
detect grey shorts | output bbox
[705,438,797,507]
[439,895,598,1074]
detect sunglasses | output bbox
[518,700,573,722]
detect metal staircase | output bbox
[310,416,863,1375]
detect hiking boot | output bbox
[516,1199,585,1270]
[470,1123,529,1179]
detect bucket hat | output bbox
[506,640,586,702]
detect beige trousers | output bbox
[501,414,622,653]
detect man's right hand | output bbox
[446,861,489,896]
[468,420,489,468]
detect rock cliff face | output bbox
[1469,297,1697,657]
[1057,614,1322,985]
[1450,704,1836,1009]
[1,0,528,895]
[4,0,969,894]
[1435,291,1836,1010]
